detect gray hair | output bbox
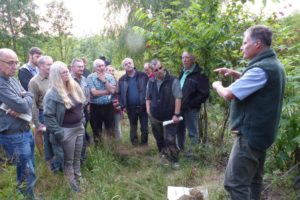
[70,58,83,67]
[37,55,53,66]
[245,25,273,47]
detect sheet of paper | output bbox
[167,186,209,200]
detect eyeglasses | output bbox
[154,66,163,72]
[0,59,19,67]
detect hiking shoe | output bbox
[171,162,180,170]
[71,182,80,192]
[157,154,170,167]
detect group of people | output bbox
[0,25,285,200]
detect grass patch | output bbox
[0,121,298,199]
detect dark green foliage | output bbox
[0,0,41,61]
[264,13,300,171]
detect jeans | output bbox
[176,108,200,150]
[224,136,266,200]
[149,115,179,162]
[49,133,64,172]
[0,131,36,196]
[126,105,148,145]
[39,111,53,161]
[40,111,62,172]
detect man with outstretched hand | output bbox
[212,25,285,200]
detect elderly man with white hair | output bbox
[86,59,116,144]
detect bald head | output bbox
[0,48,19,78]
[0,48,17,59]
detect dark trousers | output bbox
[149,116,179,162]
[126,105,148,145]
[90,103,114,144]
[224,136,266,200]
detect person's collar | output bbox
[27,62,37,68]
[71,72,82,81]
[127,69,136,78]
[155,70,166,81]
[0,73,9,80]
[183,63,196,73]
[38,73,48,80]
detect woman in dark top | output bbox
[44,61,86,192]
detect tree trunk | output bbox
[6,1,17,51]
[219,106,230,142]
[199,102,208,144]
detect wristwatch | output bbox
[174,113,180,117]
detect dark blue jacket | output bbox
[118,70,148,108]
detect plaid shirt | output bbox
[87,72,116,105]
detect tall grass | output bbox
[0,114,297,199]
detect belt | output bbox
[0,124,31,135]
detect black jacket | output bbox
[18,67,34,91]
[148,72,176,121]
[179,63,209,111]
[118,70,149,108]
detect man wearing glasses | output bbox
[0,48,36,198]
[18,47,42,91]
[146,59,182,169]
[71,58,90,162]
[176,51,209,157]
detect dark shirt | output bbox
[83,68,91,78]
[18,63,38,91]
[126,76,140,106]
[62,97,83,128]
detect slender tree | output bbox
[0,0,40,54]
[44,0,74,62]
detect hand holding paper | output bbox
[0,103,32,122]
[163,116,183,126]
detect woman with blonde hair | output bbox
[44,61,86,191]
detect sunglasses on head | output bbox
[154,66,163,72]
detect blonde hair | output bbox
[49,61,86,109]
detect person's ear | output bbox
[256,39,262,48]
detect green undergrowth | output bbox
[0,129,298,199]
